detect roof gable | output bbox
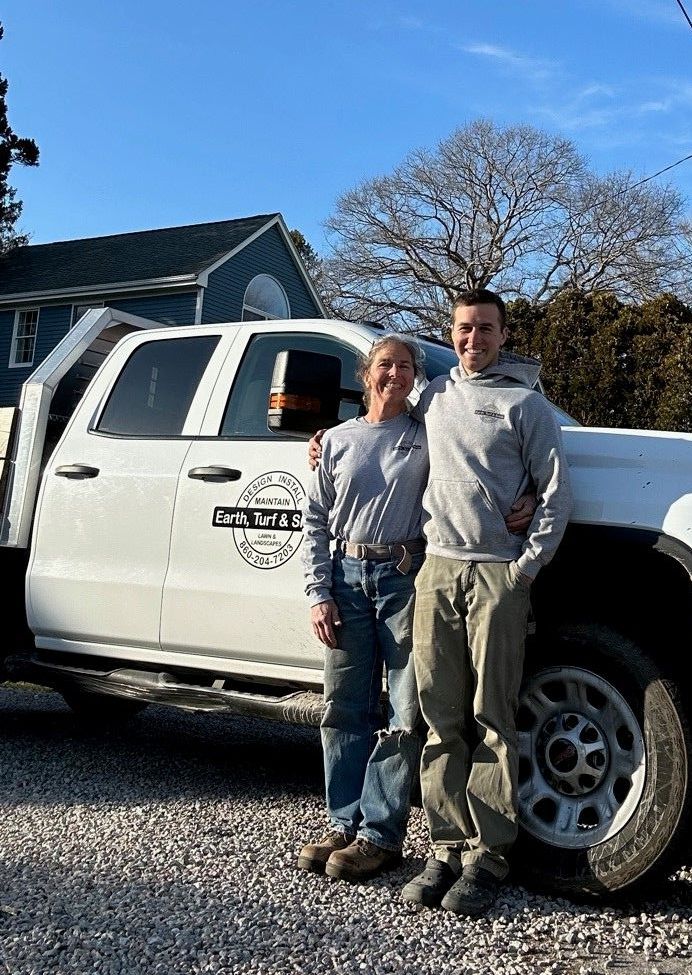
[0,213,279,298]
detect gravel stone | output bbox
[1,685,691,975]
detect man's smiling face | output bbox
[452,303,508,374]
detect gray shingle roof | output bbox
[0,213,279,297]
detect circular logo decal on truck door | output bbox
[212,471,305,569]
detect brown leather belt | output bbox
[338,538,426,574]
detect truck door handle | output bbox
[54,464,100,479]
[187,466,242,482]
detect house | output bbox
[0,212,326,407]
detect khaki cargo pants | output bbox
[413,555,531,880]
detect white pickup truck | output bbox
[1,307,690,901]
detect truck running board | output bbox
[5,655,326,727]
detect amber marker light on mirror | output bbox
[268,392,321,413]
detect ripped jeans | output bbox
[320,551,424,851]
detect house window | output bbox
[10,308,39,367]
[71,303,104,327]
[242,274,290,321]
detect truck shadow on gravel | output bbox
[0,688,326,806]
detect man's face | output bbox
[452,303,508,374]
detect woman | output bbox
[298,335,429,882]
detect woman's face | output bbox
[365,342,415,412]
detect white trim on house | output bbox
[0,274,198,307]
[195,217,279,286]
[194,286,204,324]
[274,213,328,316]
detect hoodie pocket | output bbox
[423,478,508,549]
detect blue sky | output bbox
[2,0,691,254]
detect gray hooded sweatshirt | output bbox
[415,351,572,579]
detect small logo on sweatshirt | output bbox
[397,440,422,452]
[475,404,505,424]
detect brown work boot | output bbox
[325,837,402,882]
[297,830,355,874]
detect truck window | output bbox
[221,334,362,438]
[95,335,220,437]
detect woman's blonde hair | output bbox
[356,333,426,409]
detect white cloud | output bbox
[462,43,558,81]
[398,15,425,30]
[537,104,619,132]
[575,84,617,101]
[639,99,670,113]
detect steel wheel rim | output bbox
[517,666,646,849]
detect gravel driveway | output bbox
[1,685,690,975]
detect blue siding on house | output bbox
[0,309,18,405]
[107,291,197,325]
[0,304,72,406]
[202,225,321,323]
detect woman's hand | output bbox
[505,493,537,534]
[311,599,341,648]
[308,429,326,471]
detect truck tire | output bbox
[514,623,691,898]
[61,689,148,724]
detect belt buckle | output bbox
[355,543,366,560]
[395,543,412,575]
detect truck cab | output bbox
[2,311,691,901]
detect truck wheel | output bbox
[514,624,691,898]
[61,690,147,723]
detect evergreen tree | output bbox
[629,295,692,431]
[0,22,39,256]
[507,290,692,432]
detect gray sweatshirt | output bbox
[415,351,572,579]
[302,413,429,605]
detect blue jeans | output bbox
[320,551,424,851]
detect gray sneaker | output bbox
[401,857,460,906]
[298,831,355,874]
[440,866,501,916]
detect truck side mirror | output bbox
[267,349,342,436]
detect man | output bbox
[401,288,572,916]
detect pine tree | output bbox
[0,21,39,256]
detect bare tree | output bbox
[535,173,691,302]
[324,120,691,333]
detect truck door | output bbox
[160,327,363,684]
[27,331,228,654]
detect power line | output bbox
[560,152,692,222]
[675,0,692,30]
[586,152,692,210]
[625,152,692,193]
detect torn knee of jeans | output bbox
[376,726,418,744]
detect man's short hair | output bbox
[451,288,507,329]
